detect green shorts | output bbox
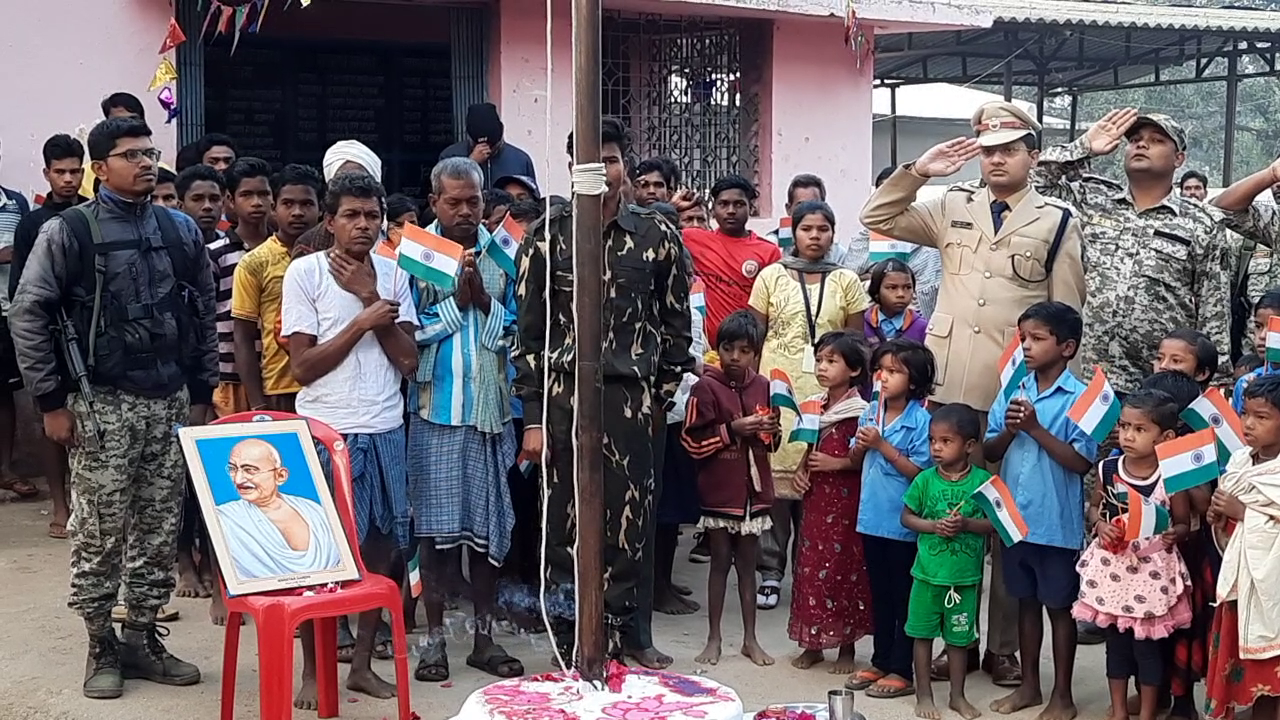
[904,580,980,647]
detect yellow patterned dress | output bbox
[748,264,870,498]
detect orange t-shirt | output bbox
[682,227,781,344]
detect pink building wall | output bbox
[0,1,174,198]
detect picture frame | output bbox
[179,419,361,596]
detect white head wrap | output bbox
[322,140,382,182]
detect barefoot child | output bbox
[1074,390,1193,720]
[1204,373,1280,720]
[683,310,780,667]
[846,338,936,698]
[788,331,872,673]
[984,301,1097,720]
[862,258,926,351]
[901,403,993,720]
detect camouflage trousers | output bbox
[543,374,655,651]
[67,387,189,632]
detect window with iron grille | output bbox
[603,12,765,205]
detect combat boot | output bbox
[119,621,201,686]
[84,630,123,699]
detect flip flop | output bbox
[756,581,781,610]
[865,675,915,699]
[373,621,393,660]
[414,640,449,682]
[467,644,524,679]
[845,668,886,691]
[112,604,180,623]
[48,521,68,539]
[0,478,39,500]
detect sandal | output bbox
[414,640,449,682]
[467,643,524,679]
[112,604,180,623]
[0,477,39,500]
[373,620,393,660]
[756,581,781,610]
[48,521,68,539]
[845,668,886,691]
[865,675,915,699]
[336,617,356,664]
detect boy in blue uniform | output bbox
[984,301,1098,720]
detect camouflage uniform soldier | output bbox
[1033,108,1234,393]
[1211,157,1280,355]
[8,118,217,699]
[513,118,693,658]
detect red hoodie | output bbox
[681,366,777,521]
[682,227,781,346]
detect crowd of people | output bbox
[2,87,1280,720]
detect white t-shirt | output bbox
[280,251,418,434]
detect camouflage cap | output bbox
[1125,113,1187,152]
[970,101,1041,148]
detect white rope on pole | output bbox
[570,163,608,196]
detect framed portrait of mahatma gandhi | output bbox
[179,419,360,596]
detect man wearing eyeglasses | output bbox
[859,101,1086,696]
[8,116,218,700]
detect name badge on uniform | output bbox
[802,346,816,374]
[950,220,974,230]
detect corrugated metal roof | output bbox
[971,0,1280,32]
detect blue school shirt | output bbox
[856,400,933,542]
[986,369,1098,549]
[1233,367,1264,414]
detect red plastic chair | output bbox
[213,410,412,720]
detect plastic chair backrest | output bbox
[211,411,369,577]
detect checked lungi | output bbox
[315,427,411,551]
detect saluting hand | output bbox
[1085,108,1139,157]
[914,137,982,179]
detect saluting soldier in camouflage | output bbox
[1211,156,1280,353]
[512,117,694,658]
[1033,108,1234,393]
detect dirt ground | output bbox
[0,497,1122,720]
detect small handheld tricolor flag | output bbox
[690,278,708,318]
[776,217,793,250]
[407,549,422,598]
[769,369,800,414]
[1156,428,1219,494]
[486,214,523,279]
[1267,316,1280,368]
[970,475,1028,547]
[997,333,1028,403]
[1181,390,1245,467]
[398,224,465,289]
[869,232,914,263]
[789,399,822,445]
[869,375,885,426]
[1122,488,1171,541]
[1067,366,1122,443]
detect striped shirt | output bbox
[206,230,259,382]
[0,189,30,312]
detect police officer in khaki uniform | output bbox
[860,101,1086,687]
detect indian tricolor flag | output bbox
[776,217,793,250]
[398,224,464,289]
[1268,315,1280,366]
[690,279,708,318]
[971,475,1028,547]
[997,332,1028,402]
[769,369,800,413]
[486,214,523,279]
[1122,489,1171,542]
[407,549,422,598]
[789,399,822,444]
[1067,366,1122,443]
[1181,390,1245,467]
[869,232,914,263]
[1156,429,1219,494]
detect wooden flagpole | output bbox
[570,0,606,686]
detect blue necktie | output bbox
[991,200,1010,233]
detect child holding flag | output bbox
[984,301,1098,720]
[787,331,872,674]
[1075,390,1193,720]
[900,403,994,720]
[861,258,926,350]
[1204,374,1280,720]
[845,338,935,698]
[682,311,780,667]
[1232,289,1280,414]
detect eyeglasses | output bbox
[225,464,278,478]
[107,148,162,164]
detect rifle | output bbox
[56,309,104,451]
